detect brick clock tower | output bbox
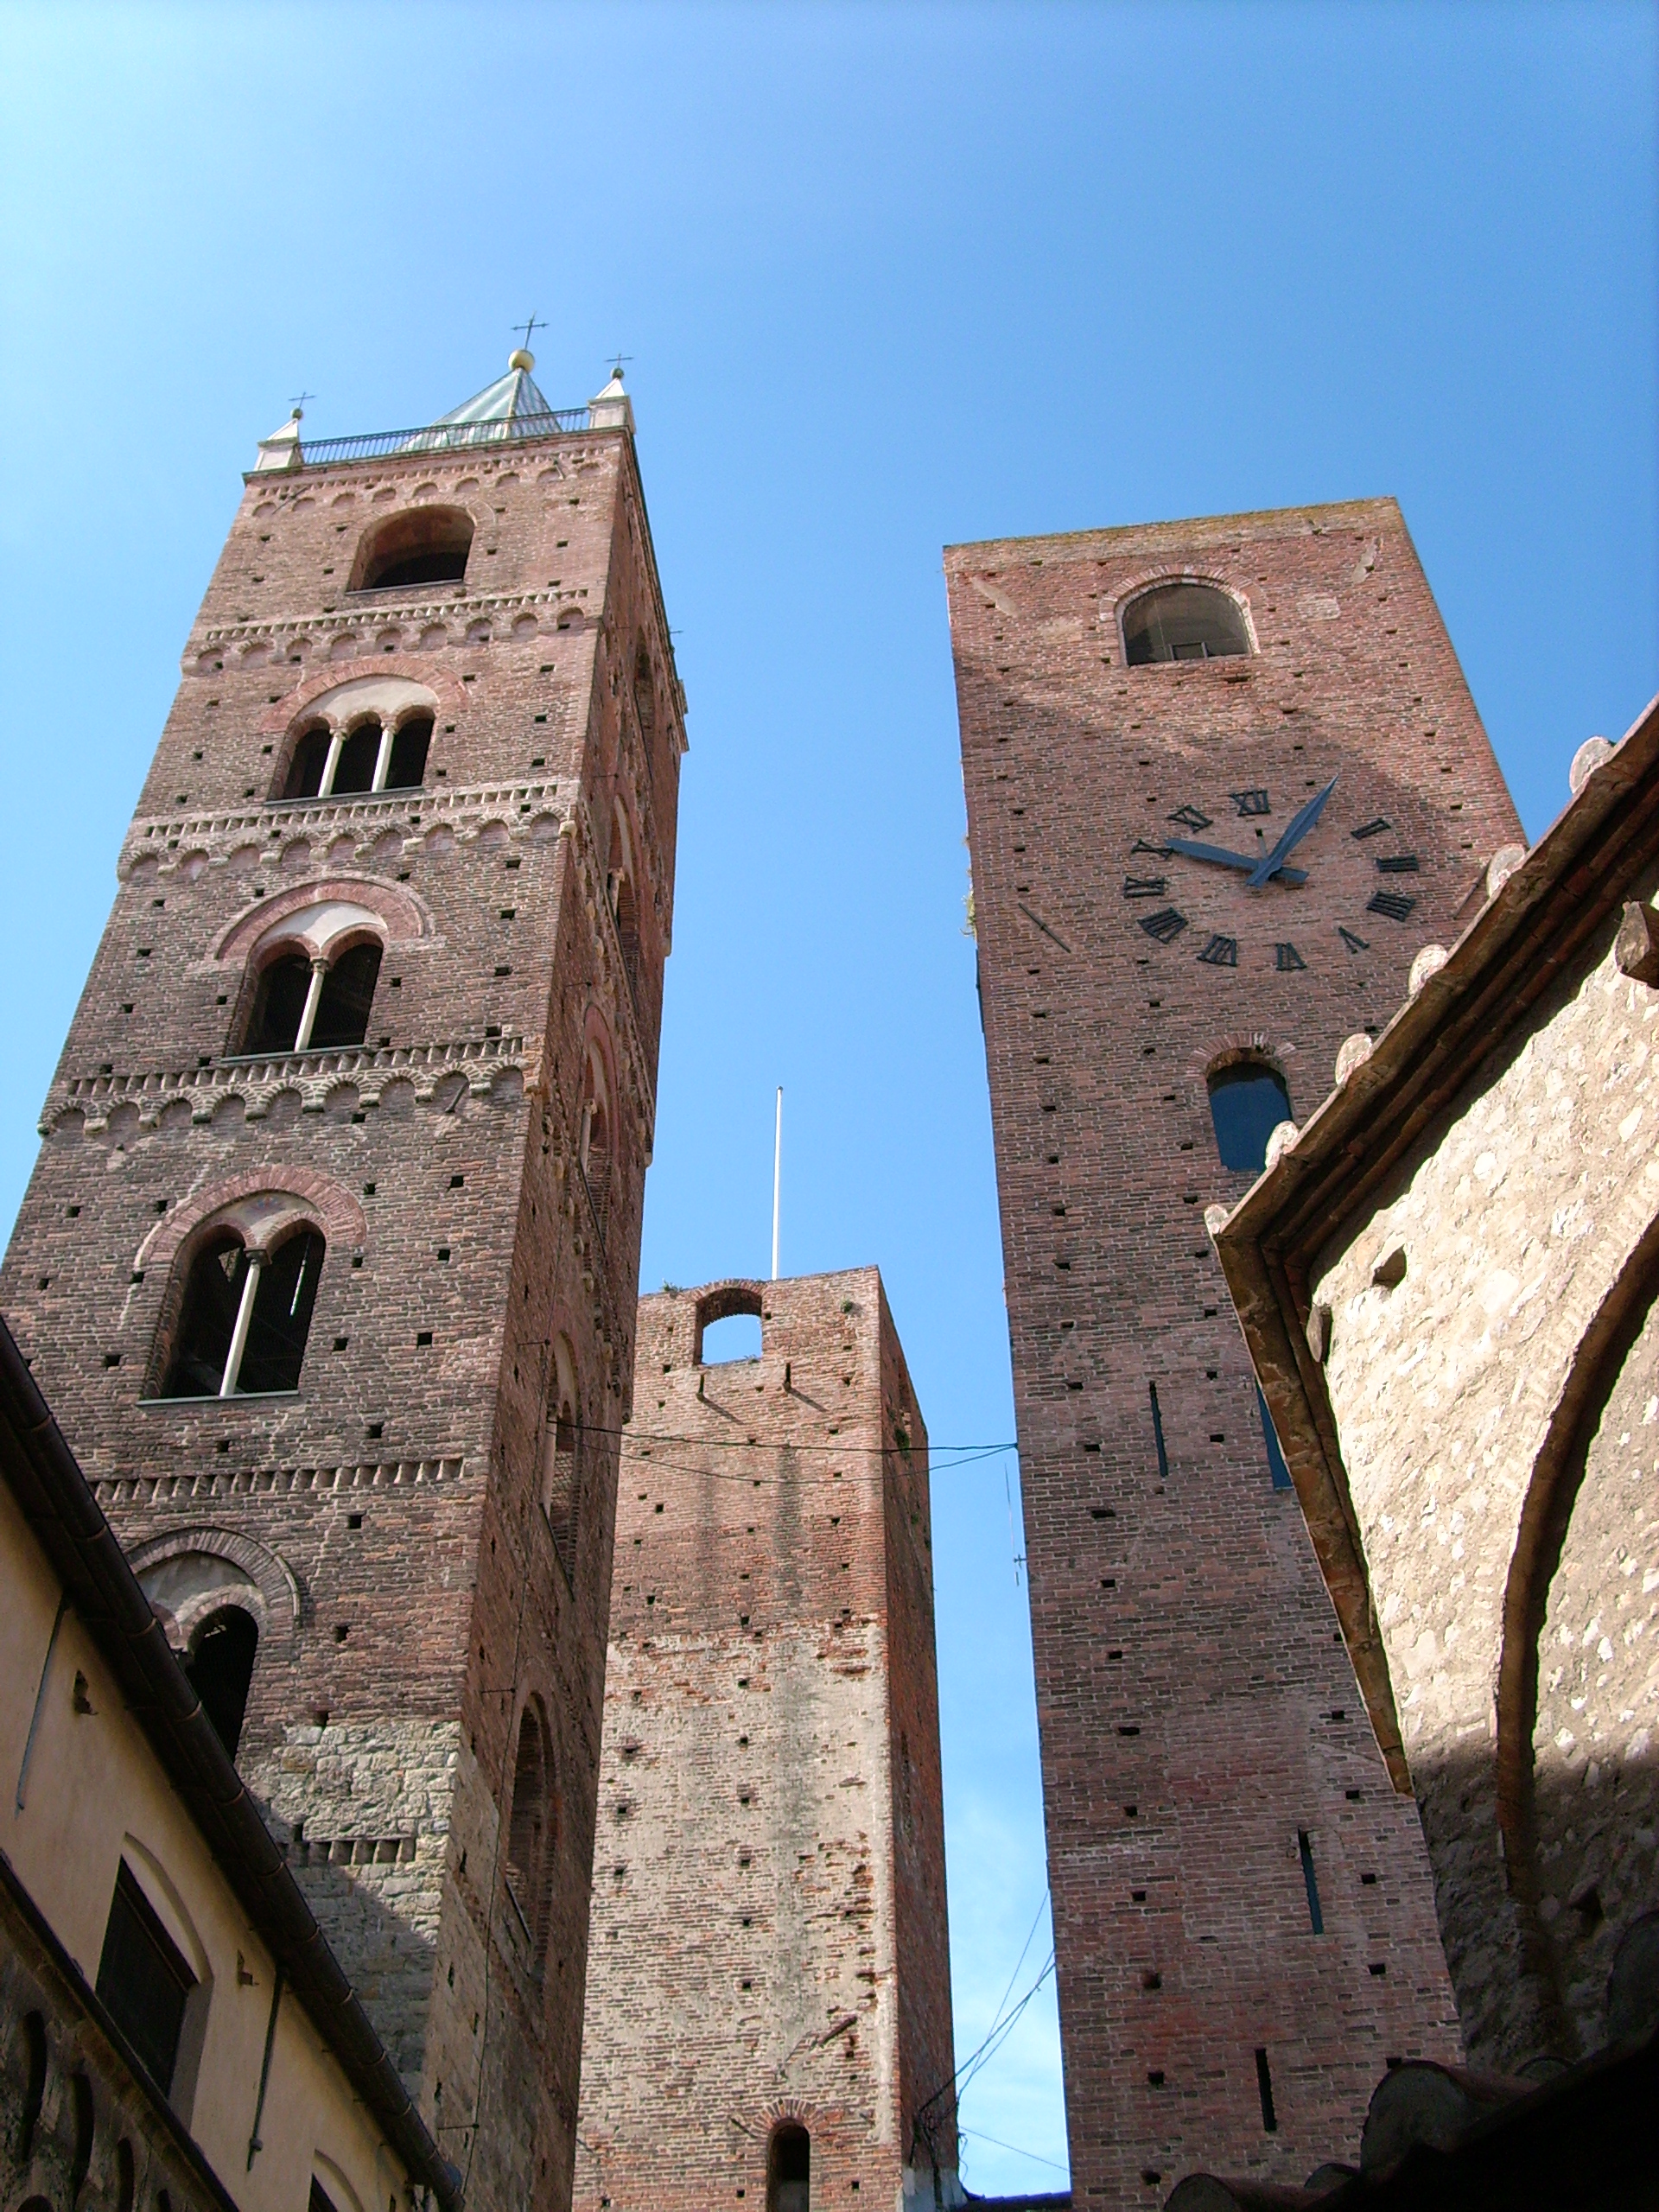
[0,353,683,2212]
[946,501,1523,2201]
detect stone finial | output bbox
[1484,843,1527,899]
[1334,1032,1374,1085]
[1408,944,1449,995]
[1264,1119,1299,1172]
[254,408,303,474]
[1569,734,1616,795]
[1614,900,1659,987]
[588,365,635,433]
[1204,1203,1230,1239]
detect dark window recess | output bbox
[1208,1064,1292,1173]
[1124,582,1250,665]
[1148,1382,1169,1480]
[386,715,432,790]
[768,2121,810,2212]
[1299,1830,1325,1934]
[283,725,332,799]
[68,2072,94,2198]
[357,507,473,591]
[505,1703,555,1966]
[309,944,382,1050]
[1259,1386,1293,1491]
[162,1229,324,1398]
[1255,2047,1278,2133]
[243,955,313,1055]
[96,1864,194,2095]
[184,1606,258,1761]
[16,2010,46,2158]
[311,2178,341,2212]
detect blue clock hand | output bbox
[1165,836,1307,887]
[1246,774,1338,888]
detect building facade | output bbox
[574,1273,959,2212]
[0,1314,448,2212]
[1217,695,1659,2075]
[946,501,1523,2198]
[0,354,684,2212]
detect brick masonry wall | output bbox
[1310,868,1659,2066]
[574,1269,958,2212]
[0,405,686,2212]
[946,501,1518,2200]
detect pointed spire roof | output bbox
[396,350,556,453]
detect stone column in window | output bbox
[293,957,330,1053]
[370,721,397,793]
[319,727,346,799]
[219,1251,267,1398]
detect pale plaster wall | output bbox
[0,1477,414,2212]
[1312,888,1659,2064]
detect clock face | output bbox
[1121,774,1424,974]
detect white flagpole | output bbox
[771,1086,783,1282]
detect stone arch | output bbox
[126,1526,302,1657]
[347,505,476,594]
[212,875,434,969]
[259,661,467,738]
[135,1169,365,1280]
[1495,1207,1659,2052]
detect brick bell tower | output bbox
[0,351,683,2212]
[946,502,1524,2201]
[574,1272,958,2212]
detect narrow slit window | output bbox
[1255,2047,1278,2133]
[1259,1386,1293,1491]
[1148,1382,1169,1480]
[185,1605,258,1761]
[768,2123,810,2212]
[96,1864,194,2096]
[1208,1063,1292,1174]
[385,714,432,791]
[1298,1829,1324,1934]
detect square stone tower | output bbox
[574,1271,959,2212]
[946,502,1523,2200]
[0,355,683,2212]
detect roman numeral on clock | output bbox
[1230,789,1271,817]
[1130,838,1173,857]
[1338,926,1370,953]
[1122,876,1168,899]
[1352,817,1391,840]
[1274,943,1306,972]
[1139,907,1189,944]
[1167,804,1212,832]
[1376,854,1420,873]
[1197,934,1237,967]
[1368,891,1416,922]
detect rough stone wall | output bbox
[1312,870,1659,2065]
[0,402,685,2212]
[946,501,1511,2200]
[574,1269,958,2212]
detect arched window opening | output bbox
[115,2138,136,2212]
[608,817,642,994]
[580,1043,613,1237]
[240,941,381,1056]
[696,1285,764,1365]
[280,709,435,803]
[308,942,382,1051]
[353,507,474,593]
[283,725,333,801]
[1123,582,1251,666]
[542,1338,582,1580]
[68,2070,94,2200]
[505,1700,555,1966]
[767,2123,810,2212]
[1207,1063,1292,1175]
[184,1605,258,1761]
[162,1226,324,1399]
[330,720,381,797]
[96,1864,195,2097]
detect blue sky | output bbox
[3,3,1655,2192]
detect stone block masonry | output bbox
[575,1270,960,2212]
[946,501,1520,2202]
[0,374,686,2212]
